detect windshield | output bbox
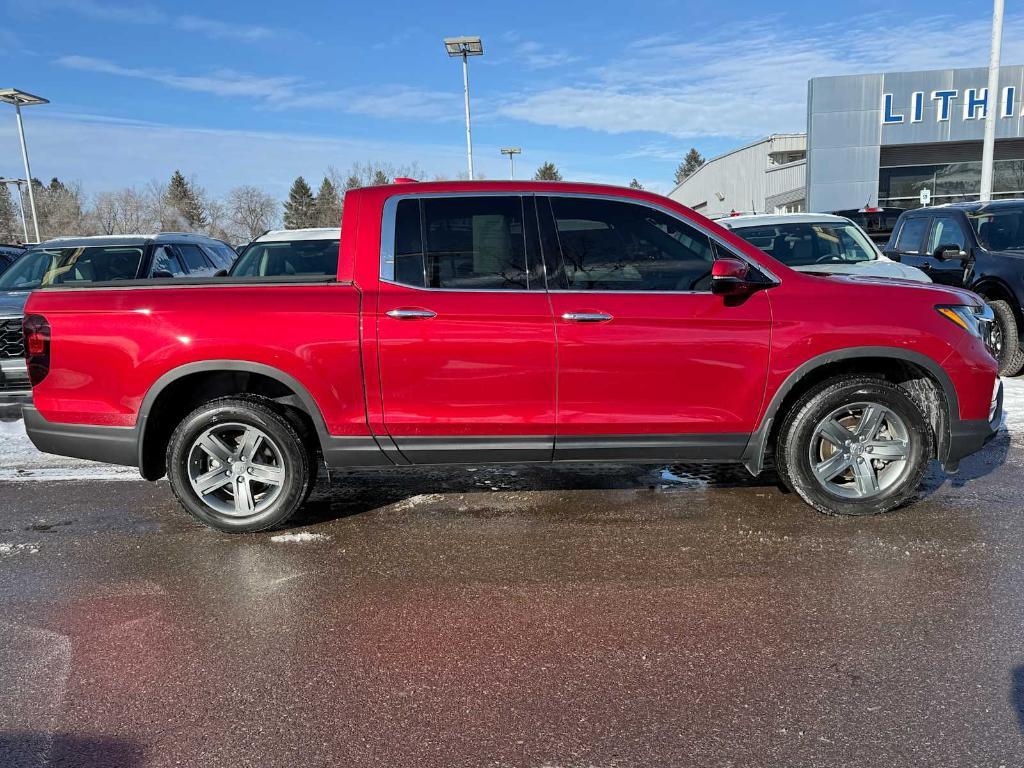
[0,245,145,290]
[969,207,1024,251]
[230,239,339,278]
[732,222,878,267]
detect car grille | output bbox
[0,317,25,360]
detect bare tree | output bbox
[90,187,156,235]
[226,185,278,241]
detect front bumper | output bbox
[943,379,1003,472]
[0,357,30,401]
[23,405,140,468]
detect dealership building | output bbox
[670,64,1024,216]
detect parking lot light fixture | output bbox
[444,36,483,180]
[500,147,522,179]
[0,88,48,243]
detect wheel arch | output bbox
[971,275,1022,332]
[741,347,957,475]
[137,360,330,481]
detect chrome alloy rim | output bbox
[187,423,285,517]
[808,402,911,500]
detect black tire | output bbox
[776,376,932,516]
[166,397,313,533]
[987,300,1024,376]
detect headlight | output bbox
[936,304,994,342]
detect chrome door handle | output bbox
[561,312,613,323]
[386,308,437,320]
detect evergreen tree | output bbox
[533,162,562,181]
[629,178,644,190]
[313,177,342,228]
[674,148,705,185]
[343,174,362,191]
[0,183,18,242]
[283,176,316,229]
[371,169,389,186]
[165,170,207,230]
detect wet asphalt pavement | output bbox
[2,424,1024,767]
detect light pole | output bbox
[500,147,522,179]
[444,36,483,180]
[0,177,29,243]
[980,0,1004,202]
[0,89,48,242]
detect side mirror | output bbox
[213,269,228,277]
[934,243,966,261]
[711,258,754,296]
[151,270,174,279]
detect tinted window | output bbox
[0,245,143,289]
[391,196,531,290]
[733,222,876,266]
[204,242,237,269]
[927,217,969,253]
[176,244,216,276]
[549,198,715,291]
[231,239,339,278]
[895,218,929,253]
[969,207,1024,251]
[150,246,186,277]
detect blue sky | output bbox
[0,0,1017,198]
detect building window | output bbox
[768,150,806,166]
[775,200,805,214]
[879,159,1024,208]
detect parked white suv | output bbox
[230,228,340,278]
[719,213,930,282]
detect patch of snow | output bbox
[0,419,138,482]
[658,467,709,488]
[269,532,329,544]
[1001,376,1024,437]
[0,542,40,556]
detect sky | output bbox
[0,0,1021,199]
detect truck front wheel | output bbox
[776,376,932,516]
[166,398,313,532]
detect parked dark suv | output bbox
[884,200,1024,376]
[0,233,236,406]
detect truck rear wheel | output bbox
[166,398,312,533]
[776,376,931,516]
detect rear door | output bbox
[540,195,773,460]
[887,215,931,274]
[375,194,557,462]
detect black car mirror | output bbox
[151,270,174,279]
[934,243,965,261]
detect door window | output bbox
[391,196,534,290]
[927,217,969,254]
[176,244,217,277]
[150,246,186,277]
[895,217,929,254]
[548,197,715,291]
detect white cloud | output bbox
[21,0,275,41]
[498,12,1024,140]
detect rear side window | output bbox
[177,244,217,277]
[390,196,533,290]
[548,197,715,291]
[0,245,144,288]
[231,239,340,278]
[895,218,929,253]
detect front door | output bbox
[923,214,973,288]
[376,194,556,463]
[538,195,773,461]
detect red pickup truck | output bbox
[22,181,1001,532]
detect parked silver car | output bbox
[718,213,931,282]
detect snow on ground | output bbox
[0,419,139,482]
[1002,376,1024,437]
[269,532,330,544]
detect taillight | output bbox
[23,314,51,386]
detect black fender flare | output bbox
[740,346,957,475]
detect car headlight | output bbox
[936,304,994,342]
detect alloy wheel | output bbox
[186,422,286,517]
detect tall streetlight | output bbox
[0,178,30,243]
[500,147,522,179]
[444,36,483,180]
[980,0,1004,202]
[0,88,48,242]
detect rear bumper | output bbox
[23,405,139,468]
[943,379,1002,471]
